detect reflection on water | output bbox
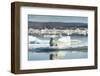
[28,50,87,60]
[28,36,88,61]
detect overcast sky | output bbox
[28,15,88,23]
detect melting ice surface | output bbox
[28,35,88,60]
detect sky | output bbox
[28,15,88,23]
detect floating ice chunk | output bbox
[29,35,38,42]
[57,36,71,48]
[58,36,71,43]
[29,35,49,44]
